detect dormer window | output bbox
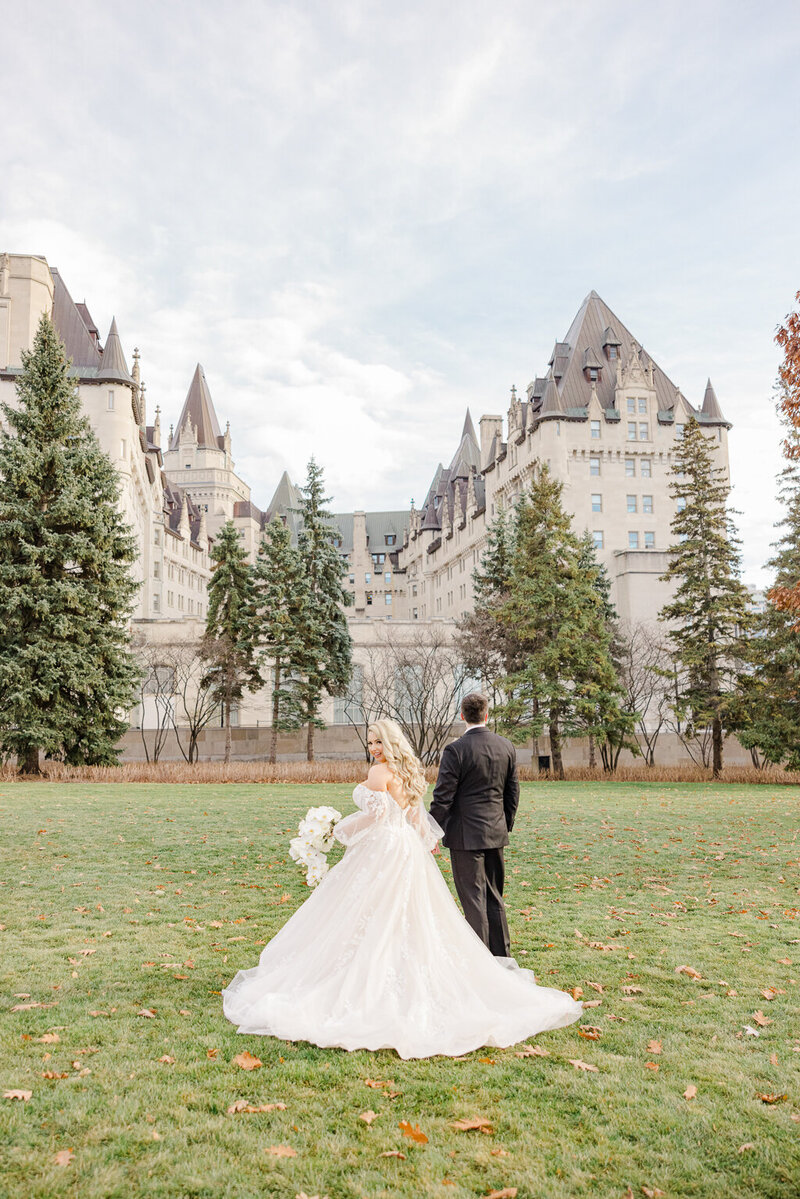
[603,327,622,361]
[588,368,599,381]
[607,346,618,360]
[583,348,603,383]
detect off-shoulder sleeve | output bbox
[405,802,444,851]
[333,784,389,847]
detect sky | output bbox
[3,0,800,585]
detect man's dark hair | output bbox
[461,692,489,725]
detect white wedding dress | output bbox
[222,784,582,1059]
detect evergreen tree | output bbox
[202,520,260,763]
[0,313,140,772]
[735,458,800,768]
[295,458,353,761]
[494,465,626,779]
[252,517,309,763]
[659,416,752,777]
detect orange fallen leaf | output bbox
[515,1044,549,1058]
[359,1110,378,1124]
[207,1048,218,1060]
[4,1090,32,1101]
[54,1149,74,1167]
[571,986,584,1000]
[757,1092,787,1104]
[42,1071,69,1079]
[761,987,780,1001]
[675,965,702,979]
[38,1033,60,1044]
[644,1062,659,1072]
[380,1150,406,1159]
[738,1142,755,1153]
[647,1040,662,1055]
[586,981,604,993]
[264,1144,297,1157]
[621,986,643,995]
[770,1052,779,1066]
[137,1008,156,1019]
[583,999,603,1008]
[228,1100,287,1114]
[450,1117,493,1133]
[233,1051,262,1071]
[399,1120,428,1143]
[752,1011,772,1027]
[683,1085,698,1100]
[568,1059,599,1072]
[579,1026,602,1041]
[486,1189,518,1198]
[491,1147,509,1156]
[479,1057,495,1065]
[641,1189,665,1198]
[89,1010,110,1017]
[158,1055,175,1065]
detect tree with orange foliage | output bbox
[770,291,800,615]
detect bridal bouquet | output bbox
[289,805,342,888]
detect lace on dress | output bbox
[334,783,443,851]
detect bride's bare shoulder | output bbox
[365,763,391,791]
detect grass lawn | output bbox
[0,780,799,1199]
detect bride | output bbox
[222,720,582,1059]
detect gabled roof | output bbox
[51,269,103,373]
[264,470,304,540]
[448,410,481,478]
[170,364,223,450]
[96,317,133,384]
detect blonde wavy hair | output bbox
[368,720,428,806]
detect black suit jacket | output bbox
[429,728,519,851]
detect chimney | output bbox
[479,414,503,471]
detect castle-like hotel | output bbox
[0,253,730,732]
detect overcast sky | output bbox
[3,1,799,584]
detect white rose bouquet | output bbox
[289,805,342,887]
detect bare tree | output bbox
[168,642,219,763]
[616,622,674,767]
[131,635,175,763]
[361,626,468,765]
[338,664,388,762]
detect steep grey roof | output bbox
[700,377,727,424]
[233,500,265,523]
[421,501,442,531]
[539,372,564,418]
[96,317,133,384]
[448,410,482,478]
[263,470,303,541]
[170,364,223,450]
[51,269,103,373]
[332,510,409,554]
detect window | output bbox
[592,530,604,550]
[627,422,637,441]
[384,572,391,584]
[644,531,655,548]
[640,459,652,478]
[349,574,354,584]
[675,423,685,439]
[590,457,601,476]
[107,390,114,410]
[626,495,637,513]
[386,534,396,546]
[412,607,418,620]
[628,531,640,549]
[366,592,373,605]
[154,528,161,546]
[167,590,173,607]
[638,397,648,414]
[608,345,618,360]
[625,458,636,477]
[627,397,636,414]
[152,595,160,612]
[638,422,649,441]
[153,562,160,579]
[185,463,192,469]
[591,494,602,512]
[556,421,561,436]
[642,495,653,514]
[371,552,385,565]
[365,572,371,584]
[384,593,392,606]
[590,420,601,439]
[588,367,599,382]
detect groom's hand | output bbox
[431,843,441,856]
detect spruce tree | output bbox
[202,520,260,763]
[295,458,353,761]
[494,465,625,779]
[659,416,752,777]
[0,313,140,772]
[252,517,309,763]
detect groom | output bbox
[429,693,519,958]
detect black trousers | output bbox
[449,847,511,958]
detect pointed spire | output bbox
[701,378,726,422]
[169,364,222,451]
[153,404,162,449]
[197,507,208,549]
[179,493,191,538]
[461,408,478,444]
[97,317,133,383]
[539,371,564,418]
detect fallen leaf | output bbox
[641,1189,665,1198]
[684,1085,698,1100]
[757,1092,787,1104]
[450,1117,493,1133]
[647,1040,662,1055]
[744,1026,761,1037]
[761,987,781,1001]
[644,1062,660,1072]
[54,1148,74,1167]
[586,981,604,993]
[207,1048,218,1060]
[479,1057,495,1065]
[228,1100,287,1114]
[515,1044,549,1058]
[752,1011,772,1027]
[399,1120,428,1143]
[486,1189,518,1198]
[571,986,584,1000]
[359,1110,378,1124]
[579,1026,602,1040]
[583,999,603,1008]
[137,1008,156,1019]
[621,986,643,995]
[380,1150,406,1159]
[675,965,702,979]
[4,1090,32,1101]
[491,1147,509,1156]
[42,1071,69,1079]
[12,1001,55,1012]
[264,1144,297,1157]
[232,1051,262,1071]
[38,1033,60,1044]
[568,1059,599,1072]
[738,1142,755,1153]
[89,1010,110,1017]
[158,1055,175,1065]
[770,1051,779,1066]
